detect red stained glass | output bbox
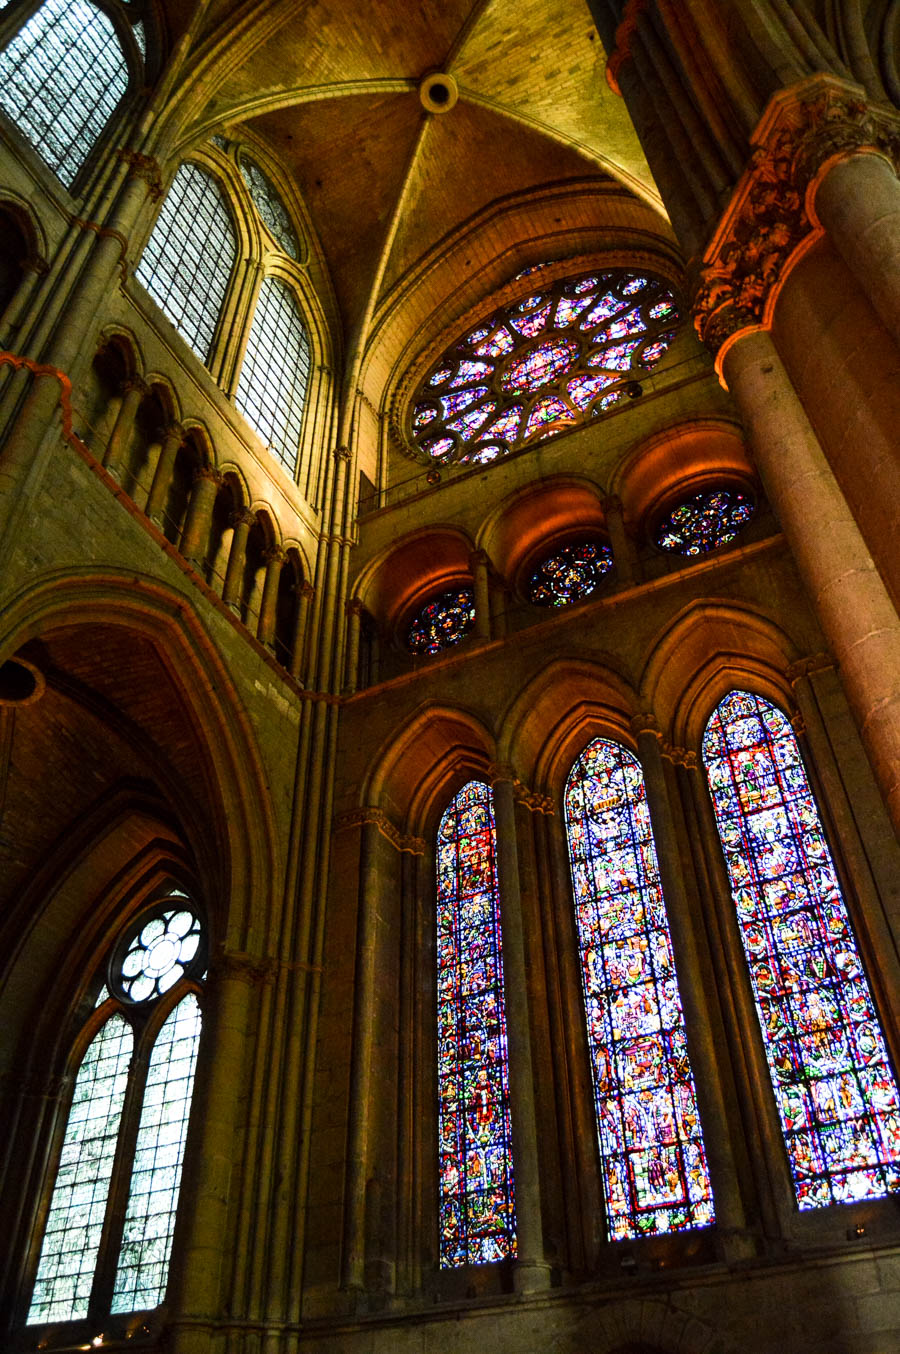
[440,387,489,418]
[655,489,754,555]
[437,782,516,1266]
[446,400,498,441]
[567,372,615,410]
[522,396,573,440]
[527,539,613,606]
[406,588,475,655]
[703,691,900,1209]
[501,338,579,395]
[564,740,715,1240]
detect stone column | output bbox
[813,150,900,349]
[721,330,900,836]
[631,717,750,1254]
[179,465,221,563]
[489,766,550,1291]
[222,509,255,611]
[603,493,639,586]
[257,546,285,647]
[470,549,491,641]
[102,377,145,480]
[144,422,184,525]
[289,581,315,683]
[344,597,363,694]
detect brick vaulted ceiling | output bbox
[169,0,666,381]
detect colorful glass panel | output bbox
[410,269,681,466]
[564,740,716,1240]
[655,489,755,555]
[446,401,498,441]
[423,436,455,461]
[527,540,613,606]
[703,691,900,1208]
[437,781,516,1265]
[460,443,504,465]
[406,588,475,655]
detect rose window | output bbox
[406,588,476,656]
[409,269,681,467]
[111,902,205,1002]
[655,489,755,556]
[527,540,614,607]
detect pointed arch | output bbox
[702,689,900,1209]
[563,737,715,1240]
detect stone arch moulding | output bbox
[363,700,497,839]
[0,190,50,269]
[640,599,802,749]
[96,325,146,382]
[352,525,476,636]
[555,1293,726,1354]
[476,475,610,595]
[0,570,281,949]
[497,656,638,796]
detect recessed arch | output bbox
[477,475,610,591]
[352,525,476,634]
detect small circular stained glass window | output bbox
[655,489,755,556]
[111,900,205,1003]
[406,588,475,656]
[527,540,614,607]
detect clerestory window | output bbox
[234,275,311,476]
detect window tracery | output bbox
[239,153,299,259]
[410,270,680,467]
[564,738,715,1239]
[437,781,516,1266]
[0,0,132,189]
[526,539,614,607]
[135,162,237,365]
[405,588,475,656]
[703,691,900,1209]
[27,893,206,1325]
[655,489,755,556]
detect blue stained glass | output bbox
[703,692,900,1209]
[441,387,489,418]
[449,361,494,388]
[588,340,643,372]
[656,489,755,555]
[437,781,516,1266]
[414,404,438,429]
[446,401,498,441]
[429,367,453,386]
[475,328,516,358]
[564,740,715,1240]
[641,333,676,366]
[567,372,615,409]
[581,293,624,328]
[555,293,596,327]
[509,302,552,337]
[592,310,647,343]
[423,436,455,460]
[527,540,614,606]
[460,443,504,465]
[500,338,579,395]
[407,588,475,655]
[482,407,522,441]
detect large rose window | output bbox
[409,269,680,467]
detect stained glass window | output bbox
[655,489,754,556]
[0,0,131,188]
[112,995,202,1311]
[564,739,715,1240]
[27,896,206,1325]
[239,153,299,259]
[135,163,237,364]
[406,588,475,656]
[437,781,516,1265]
[235,276,311,475]
[28,1016,133,1323]
[409,270,680,466]
[527,539,614,607]
[703,691,900,1209]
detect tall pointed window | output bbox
[136,163,237,365]
[703,690,900,1209]
[235,276,311,475]
[0,0,132,188]
[436,781,516,1265]
[564,738,715,1239]
[27,895,206,1326]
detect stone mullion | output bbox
[213,257,263,397]
[632,720,751,1254]
[676,751,799,1237]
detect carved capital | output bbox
[212,948,277,987]
[786,652,835,684]
[117,149,164,200]
[630,712,662,740]
[230,507,256,530]
[263,545,286,566]
[162,420,185,445]
[663,743,698,770]
[345,596,364,617]
[333,444,351,463]
[488,761,516,786]
[120,376,147,398]
[790,711,806,737]
[333,806,425,855]
[512,779,555,815]
[295,580,316,601]
[694,76,900,359]
[193,463,222,486]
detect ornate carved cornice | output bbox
[333,806,426,855]
[605,0,649,96]
[693,76,900,364]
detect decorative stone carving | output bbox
[786,652,835,684]
[333,806,426,856]
[512,780,555,816]
[117,148,164,201]
[694,76,900,358]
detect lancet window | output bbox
[0,0,133,189]
[703,690,900,1209]
[136,162,238,365]
[436,781,516,1266]
[27,894,206,1325]
[235,276,311,475]
[563,738,715,1239]
[409,269,680,467]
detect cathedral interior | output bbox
[1,2,900,1351]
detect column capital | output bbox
[663,742,698,770]
[193,463,222,486]
[211,947,277,988]
[601,492,624,515]
[488,760,517,787]
[263,544,286,565]
[630,711,662,740]
[161,420,185,444]
[294,580,316,601]
[693,75,900,363]
[786,651,835,684]
[469,548,489,568]
[117,148,164,201]
[345,595,364,617]
[512,779,555,815]
[230,507,256,530]
[120,375,147,398]
[333,806,425,855]
[333,444,351,463]
[790,710,806,737]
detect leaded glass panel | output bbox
[111,995,202,1312]
[527,539,614,607]
[406,588,475,656]
[239,153,299,259]
[703,691,900,1208]
[135,163,237,364]
[655,489,755,556]
[27,1016,133,1323]
[564,739,715,1239]
[409,270,680,466]
[437,781,516,1265]
[0,0,130,188]
[234,276,310,475]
